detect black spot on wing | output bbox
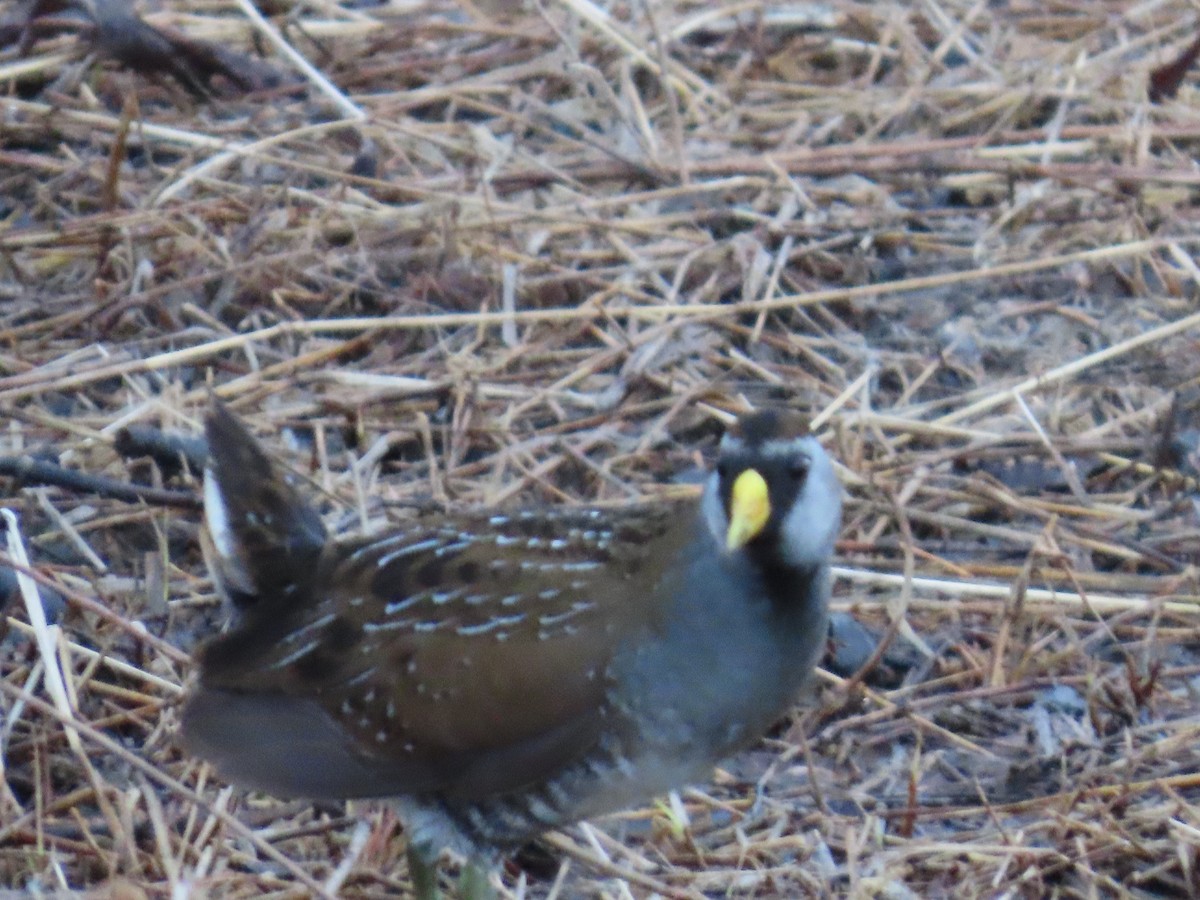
[507,515,556,540]
[416,560,443,589]
[370,563,408,599]
[614,521,651,543]
[293,649,336,682]
[324,617,360,652]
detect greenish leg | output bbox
[407,840,442,900]
[457,860,496,900]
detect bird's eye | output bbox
[716,461,731,480]
[788,459,809,480]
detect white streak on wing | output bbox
[537,602,591,627]
[344,531,416,565]
[528,560,600,573]
[524,796,558,824]
[375,538,442,567]
[270,639,321,669]
[545,779,571,808]
[384,595,426,615]
[278,611,337,645]
[457,613,524,636]
[559,561,601,572]
[364,617,414,633]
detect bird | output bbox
[181,400,842,899]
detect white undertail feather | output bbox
[203,467,253,595]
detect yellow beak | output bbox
[726,469,771,551]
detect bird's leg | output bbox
[457,859,496,900]
[407,839,442,900]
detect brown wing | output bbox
[184,504,693,801]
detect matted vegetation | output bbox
[2,0,1200,896]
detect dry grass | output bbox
[3,0,1200,896]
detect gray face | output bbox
[701,429,842,569]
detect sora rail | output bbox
[181,402,842,899]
